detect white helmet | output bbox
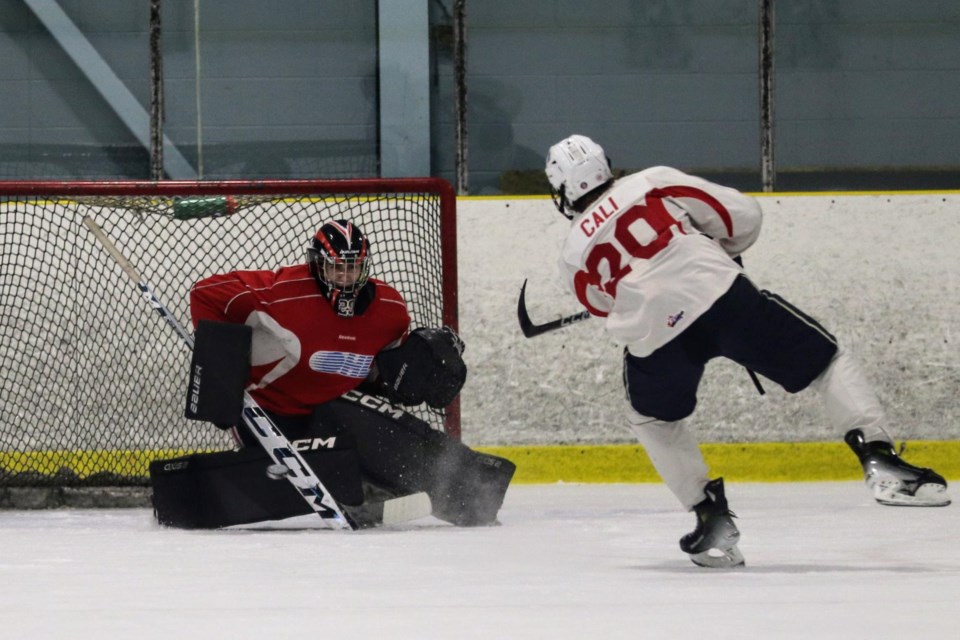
[545,134,613,219]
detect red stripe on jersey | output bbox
[650,186,734,237]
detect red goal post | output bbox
[0,177,459,495]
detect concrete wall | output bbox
[0,1,378,179]
[433,1,960,192]
[456,192,960,446]
[1,1,958,188]
[434,1,760,191]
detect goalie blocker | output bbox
[184,319,251,426]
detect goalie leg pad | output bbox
[428,445,517,526]
[149,445,364,529]
[321,394,516,526]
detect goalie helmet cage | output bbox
[0,177,458,504]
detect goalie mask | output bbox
[545,134,614,219]
[307,219,371,317]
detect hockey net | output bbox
[0,178,458,499]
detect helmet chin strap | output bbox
[551,185,575,220]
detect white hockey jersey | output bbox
[559,166,763,357]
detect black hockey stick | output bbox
[517,278,765,395]
[517,279,591,338]
[83,217,431,529]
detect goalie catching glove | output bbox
[375,326,466,409]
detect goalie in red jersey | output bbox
[153,219,514,529]
[190,219,412,418]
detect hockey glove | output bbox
[375,326,467,409]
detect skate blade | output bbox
[875,482,951,507]
[688,544,746,569]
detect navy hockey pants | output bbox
[624,275,838,422]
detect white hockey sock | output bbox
[809,346,893,445]
[627,411,709,511]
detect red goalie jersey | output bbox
[190,264,410,416]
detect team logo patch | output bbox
[335,296,356,317]
[308,351,374,378]
[667,311,685,328]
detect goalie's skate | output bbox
[679,478,745,568]
[845,429,950,507]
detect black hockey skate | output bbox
[679,478,745,568]
[845,429,950,507]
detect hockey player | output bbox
[543,134,950,568]
[153,219,514,529]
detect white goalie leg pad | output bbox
[627,410,710,511]
[809,347,893,445]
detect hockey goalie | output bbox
[150,218,515,529]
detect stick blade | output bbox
[517,279,539,338]
[517,279,591,338]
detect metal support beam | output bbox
[378,0,430,177]
[24,0,196,179]
[759,0,776,192]
[453,0,468,195]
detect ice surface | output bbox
[2,483,957,639]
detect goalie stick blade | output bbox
[517,279,591,338]
[382,491,432,525]
[344,492,433,529]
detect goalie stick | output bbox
[517,278,765,395]
[82,217,431,529]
